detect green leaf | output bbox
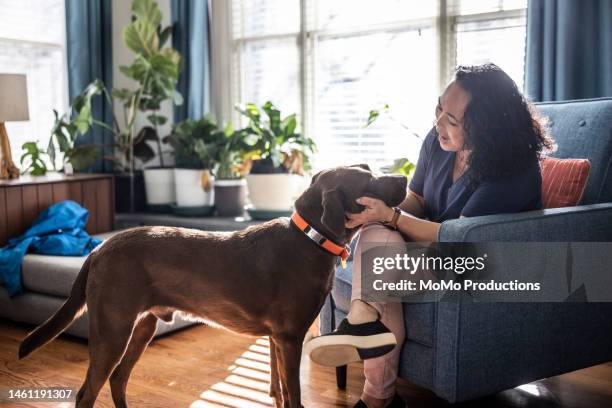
[224,121,233,137]
[243,131,260,146]
[74,103,92,134]
[150,52,180,79]
[20,141,48,175]
[380,158,416,178]
[158,25,172,48]
[53,126,72,152]
[21,141,37,155]
[159,48,181,69]
[364,104,390,128]
[112,87,133,101]
[69,145,99,171]
[281,114,297,137]
[147,114,167,126]
[263,101,282,134]
[172,89,184,106]
[132,0,162,27]
[123,20,159,56]
[235,103,260,123]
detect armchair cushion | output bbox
[540,157,590,208]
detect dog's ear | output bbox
[350,163,371,172]
[310,170,323,186]
[321,189,345,237]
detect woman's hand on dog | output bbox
[345,197,395,228]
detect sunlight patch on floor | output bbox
[190,336,275,408]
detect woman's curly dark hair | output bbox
[453,63,555,187]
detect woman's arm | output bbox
[398,189,426,218]
[346,197,440,242]
[394,210,440,242]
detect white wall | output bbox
[111,0,174,168]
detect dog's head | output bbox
[294,164,407,243]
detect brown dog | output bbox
[18,164,407,408]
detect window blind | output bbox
[229,0,528,171]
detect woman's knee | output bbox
[359,223,405,244]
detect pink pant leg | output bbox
[351,223,406,399]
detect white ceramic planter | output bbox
[245,173,307,211]
[143,168,175,206]
[174,168,215,207]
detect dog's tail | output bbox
[18,255,92,359]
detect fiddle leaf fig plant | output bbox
[41,0,182,175]
[112,0,183,171]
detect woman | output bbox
[306,63,555,408]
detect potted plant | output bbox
[46,80,104,174]
[20,142,49,176]
[165,117,222,216]
[112,0,182,212]
[235,101,316,218]
[213,123,251,217]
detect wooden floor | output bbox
[1,320,611,408]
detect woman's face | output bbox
[435,81,471,152]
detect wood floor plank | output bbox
[0,320,611,408]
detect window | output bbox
[0,0,68,165]
[228,0,527,170]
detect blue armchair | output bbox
[319,97,612,402]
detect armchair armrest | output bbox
[438,203,612,242]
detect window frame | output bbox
[0,0,69,163]
[220,0,527,163]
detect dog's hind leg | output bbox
[269,338,283,408]
[276,336,304,408]
[110,313,158,408]
[76,313,138,408]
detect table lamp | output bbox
[0,74,29,179]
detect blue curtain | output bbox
[65,0,114,172]
[525,0,612,102]
[172,0,211,122]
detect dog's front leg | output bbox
[276,335,304,408]
[269,338,283,408]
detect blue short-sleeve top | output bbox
[408,128,542,222]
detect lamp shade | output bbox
[0,74,29,122]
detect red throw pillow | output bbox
[540,157,590,208]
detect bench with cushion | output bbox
[0,232,194,338]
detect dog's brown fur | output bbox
[18,165,407,408]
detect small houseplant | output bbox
[236,101,316,215]
[47,80,104,174]
[165,117,222,215]
[20,142,49,176]
[213,123,251,216]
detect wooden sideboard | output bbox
[0,173,115,246]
